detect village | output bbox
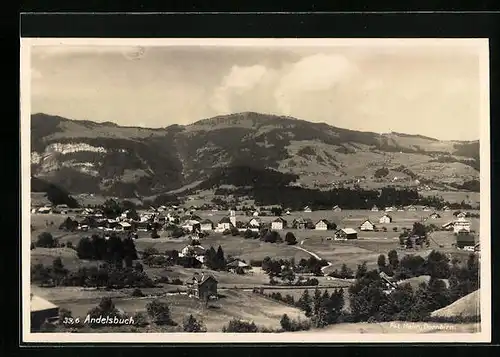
[30,196,481,333]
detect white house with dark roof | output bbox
[360,219,375,231]
[379,214,393,224]
[216,217,233,232]
[200,219,214,231]
[271,217,287,230]
[371,205,379,212]
[315,219,330,231]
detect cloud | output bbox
[211,64,269,113]
[273,54,358,114]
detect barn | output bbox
[337,228,358,240]
[185,272,218,300]
[30,294,59,330]
[379,214,393,224]
[456,230,476,249]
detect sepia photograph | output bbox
[20,38,490,343]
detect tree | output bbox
[280,314,292,331]
[102,199,123,218]
[183,314,206,332]
[377,254,387,271]
[150,228,160,239]
[339,264,354,279]
[388,250,399,271]
[348,270,389,322]
[36,232,57,248]
[285,232,297,245]
[222,319,258,332]
[146,300,173,325]
[425,250,451,279]
[271,207,283,216]
[355,262,368,279]
[412,222,427,237]
[297,289,313,317]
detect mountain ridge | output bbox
[30,112,480,198]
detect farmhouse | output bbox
[441,221,455,231]
[185,272,218,300]
[271,217,287,230]
[422,206,431,212]
[336,228,358,240]
[227,259,252,273]
[371,205,379,212]
[453,217,471,234]
[136,221,149,232]
[216,217,233,232]
[406,205,417,211]
[37,206,52,214]
[285,209,291,215]
[456,230,475,249]
[315,219,330,231]
[379,214,393,224]
[457,212,467,219]
[117,221,132,232]
[252,210,260,217]
[247,218,261,228]
[292,217,313,230]
[180,245,206,258]
[429,212,441,219]
[200,219,214,232]
[385,206,396,212]
[303,206,312,213]
[30,294,59,330]
[332,205,342,212]
[442,206,451,211]
[360,219,375,231]
[182,220,201,233]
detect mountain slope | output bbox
[30,112,479,197]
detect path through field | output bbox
[295,243,333,274]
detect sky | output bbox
[30,40,485,141]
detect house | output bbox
[227,259,252,273]
[182,220,201,233]
[303,206,312,213]
[180,245,206,258]
[136,221,149,232]
[332,205,342,212]
[285,209,291,215]
[442,206,451,212]
[441,221,455,231]
[422,206,431,212]
[456,230,475,249]
[37,206,52,214]
[336,228,358,240]
[117,221,132,232]
[248,218,261,229]
[30,294,59,330]
[360,219,375,231]
[397,207,405,212]
[379,214,393,224]
[429,212,441,219]
[457,212,467,219]
[271,217,287,230]
[292,217,312,230]
[407,205,417,211]
[185,272,218,300]
[453,217,471,234]
[252,210,260,217]
[385,206,396,212]
[315,219,330,231]
[371,205,379,212]
[216,217,233,232]
[200,219,214,232]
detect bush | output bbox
[131,288,144,297]
[393,227,398,232]
[183,314,207,332]
[222,229,231,236]
[280,314,311,332]
[285,232,297,245]
[133,311,149,327]
[222,319,258,332]
[171,278,183,285]
[146,300,175,326]
[249,259,262,267]
[171,228,184,238]
[36,232,57,248]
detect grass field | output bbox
[32,286,306,332]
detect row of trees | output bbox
[76,234,138,268]
[31,258,154,289]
